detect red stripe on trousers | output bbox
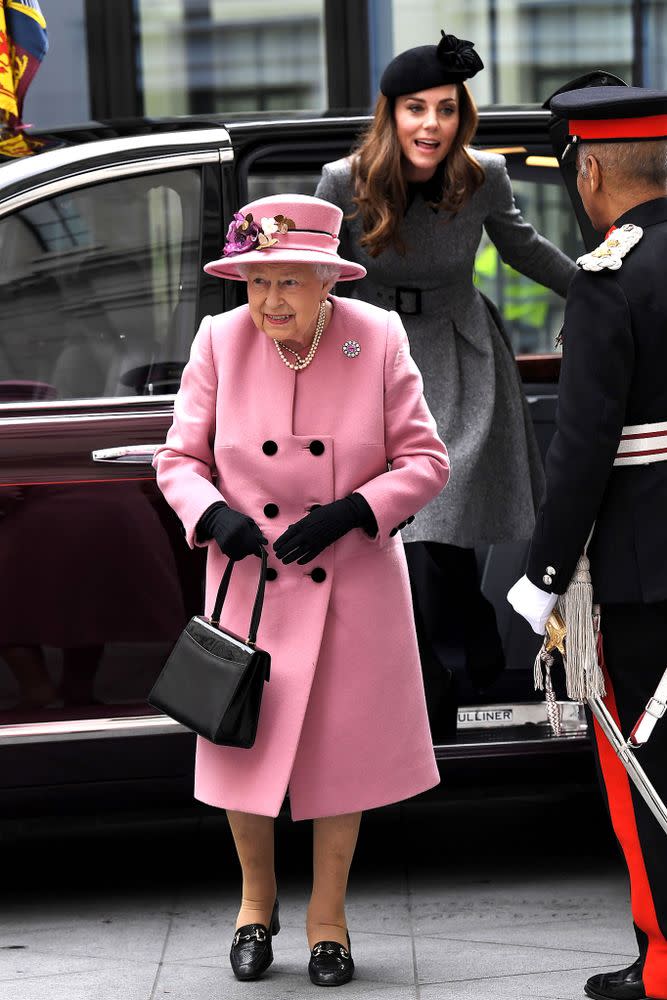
[594,638,667,997]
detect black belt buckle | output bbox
[395,287,422,316]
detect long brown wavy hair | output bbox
[350,83,484,257]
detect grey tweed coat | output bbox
[315,151,577,547]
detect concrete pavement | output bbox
[0,780,636,1000]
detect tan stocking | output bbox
[226,810,277,929]
[307,811,362,949]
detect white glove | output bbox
[507,575,559,635]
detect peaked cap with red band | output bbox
[551,85,667,143]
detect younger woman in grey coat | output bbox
[315,31,577,725]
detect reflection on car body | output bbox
[0,109,588,810]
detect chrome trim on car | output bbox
[223,109,549,134]
[0,410,172,430]
[0,718,589,754]
[434,731,588,761]
[0,700,589,749]
[457,701,587,731]
[477,108,549,118]
[0,714,188,745]
[227,115,370,132]
[0,147,233,218]
[92,444,161,463]
[0,128,232,193]
[0,395,176,414]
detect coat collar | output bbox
[614,195,667,230]
[405,160,445,213]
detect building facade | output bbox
[25,0,667,128]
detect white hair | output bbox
[313,263,343,283]
[577,139,667,188]
[235,260,341,283]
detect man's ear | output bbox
[587,155,602,192]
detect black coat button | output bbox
[310,567,327,583]
[266,567,278,581]
[309,440,325,456]
[262,440,278,456]
[263,503,279,518]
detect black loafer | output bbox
[308,933,354,986]
[229,899,280,981]
[585,958,646,1000]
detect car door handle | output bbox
[91,444,161,464]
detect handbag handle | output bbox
[209,547,268,646]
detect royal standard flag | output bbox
[0,0,48,157]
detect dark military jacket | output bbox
[526,196,667,603]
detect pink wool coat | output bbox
[153,295,450,820]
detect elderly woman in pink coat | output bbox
[153,193,449,987]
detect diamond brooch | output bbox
[342,340,361,358]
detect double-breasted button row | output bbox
[264,502,325,518]
[266,502,324,516]
[262,440,326,456]
[264,566,326,583]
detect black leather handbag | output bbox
[148,549,271,748]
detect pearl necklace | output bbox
[273,300,327,371]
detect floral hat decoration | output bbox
[223,211,296,257]
[380,30,484,99]
[204,193,367,282]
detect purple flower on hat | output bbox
[222,210,296,257]
[436,31,484,77]
[223,211,261,257]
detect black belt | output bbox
[362,282,453,316]
[394,287,422,315]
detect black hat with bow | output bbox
[380,31,484,99]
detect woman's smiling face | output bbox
[393,84,460,183]
[245,263,331,347]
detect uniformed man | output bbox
[508,86,667,1000]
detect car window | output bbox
[248,172,319,200]
[246,151,583,357]
[0,168,202,403]
[474,153,583,355]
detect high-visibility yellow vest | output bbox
[474,243,550,329]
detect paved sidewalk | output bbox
[0,783,635,1000]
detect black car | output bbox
[0,108,591,812]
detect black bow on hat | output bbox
[380,30,484,99]
[436,31,484,78]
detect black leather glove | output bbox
[273,493,376,565]
[196,501,267,561]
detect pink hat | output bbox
[203,193,367,282]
